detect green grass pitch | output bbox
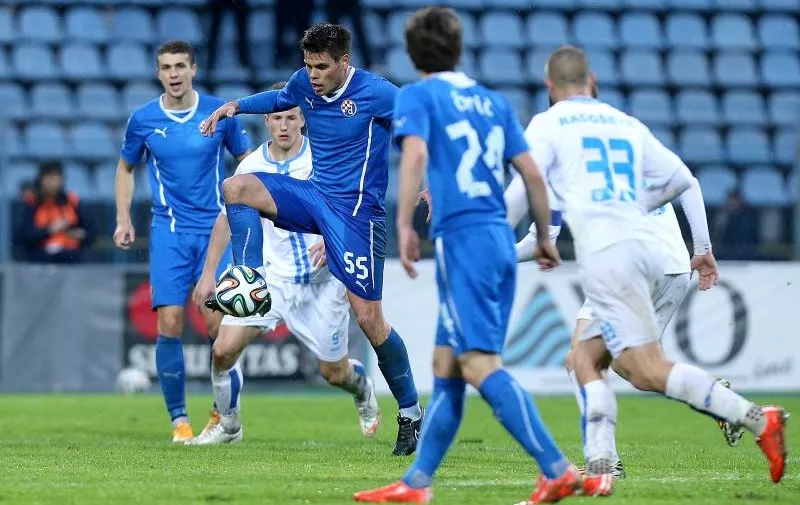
[1,393,797,504]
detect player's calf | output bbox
[321,358,381,437]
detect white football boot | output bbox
[355,377,381,437]
[185,415,243,445]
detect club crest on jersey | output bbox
[341,99,357,117]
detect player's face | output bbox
[304,52,351,96]
[156,53,197,100]
[267,107,305,151]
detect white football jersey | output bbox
[233,137,329,284]
[649,202,690,274]
[525,97,688,260]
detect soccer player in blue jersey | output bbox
[114,40,251,442]
[199,24,424,456]
[353,8,588,504]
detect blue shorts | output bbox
[434,224,517,356]
[149,226,233,309]
[254,173,386,300]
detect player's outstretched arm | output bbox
[113,157,136,250]
[396,136,428,279]
[193,212,232,306]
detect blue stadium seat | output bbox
[480,50,525,86]
[111,8,155,44]
[247,0,275,5]
[94,163,127,201]
[680,127,724,164]
[156,9,202,44]
[623,0,666,9]
[714,53,758,87]
[499,88,531,123]
[0,84,27,121]
[73,122,116,161]
[727,128,772,164]
[387,11,414,46]
[122,83,160,115]
[208,47,251,83]
[526,50,551,82]
[60,43,104,81]
[0,9,14,44]
[458,51,478,77]
[108,44,150,80]
[573,13,617,49]
[668,0,711,10]
[63,163,97,200]
[586,50,617,86]
[629,89,672,125]
[768,92,800,127]
[534,90,550,114]
[458,12,480,49]
[667,52,710,86]
[0,47,9,80]
[578,0,621,6]
[25,122,69,159]
[19,7,62,43]
[2,163,37,198]
[789,171,799,202]
[65,7,108,44]
[534,0,577,8]
[762,52,800,87]
[650,127,677,152]
[760,0,800,11]
[77,84,121,121]
[722,91,765,125]
[741,167,787,206]
[248,10,274,43]
[697,166,737,205]
[480,12,525,49]
[711,14,756,50]
[527,12,570,48]
[620,50,663,86]
[759,15,799,50]
[386,49,417,83]
[675,90,720,125]
[3,126,24,159]
[619,13,663,49]
[773,129,797,165]
[13,44,58,80]
[215,85,255,102]
[665,14,708,49]
[31,83,73,121]
[599,88,625,111]
[714,0,757,10]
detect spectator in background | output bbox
[15,162,91,263]
[713,189,759,260]
[324,0,373,69]
[275,0,314,68]
[206,0,252,75]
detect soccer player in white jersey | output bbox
[188,82,380,444]
[525,46,787,492]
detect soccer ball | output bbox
[215,265,270,317]
[116,367,151,395]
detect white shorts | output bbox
[577,240,688,358]
[221,276,350,362]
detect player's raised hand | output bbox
[113,221,135,250]
[200,101,238,137]
[533,240,561,271]
[417,188,432,223]
[691,252,719,291]
[398,225,421,279]
[309,241,328,267]
[192,273,216,308]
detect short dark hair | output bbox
[405,7,462,74]
[300,24,351,61]
[156,40,196,65]
[269,81,288,91]
[546,45,590,87]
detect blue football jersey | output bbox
[121,92,251,233]
[237,67,396,219]
[392,72,530,237]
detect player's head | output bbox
[544,45,597,105]
[404,7,462,74]
[266,81,305,152]
[36,161,65,199]
[156,40,197,100]
[300,24,352,96]
[550,81,599,107]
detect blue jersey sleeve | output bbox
[223,116,251,157]
[392,85,430,150]
[120,114,145,165]
[501,99,529,161]
[238,70,302,114]
[372,77,398,121]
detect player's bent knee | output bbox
[319,361,350,386]
[212,337,241,370]
[564,347,576,372]
[458,351,501,388]
[222,175,247,204]
[156,306,184,336]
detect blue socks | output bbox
[402,377,466,489]
[226,203,263,268]
[479,369,569,479]
[374,328,419,411]
[155,335,187,421]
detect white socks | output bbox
[570,371,620,463]
[665,362,765,435]
[212,358,243,420]
[582,379,619,467]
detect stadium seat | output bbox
[759,16,799,50]
[667,52,711,86]
[63,163,97,200]
[761,52,800,87]
[65,7,108,44]
[727,128,772,164]
[3,126,24,159]
[577,0,621,7]
[386,49,417,84]
[30,83,73,121]
[459,51,478,77]
[108,43,150,80]
[650,127,677,152]
[788,171,799,202]
[248,10,274,43]
[156,9,202,44]
[665,14,709,50]
[94,163,125,201]
[675,90,720,125]
[711,14,756,51]
[768,92,800,127]
[714,53,758,87]
[573,13,617,49]
[526,50,550,82]
[480,50,525,86]
[457,12,480,49]
[19,7,63,43]
[72,122,117,161]
[534,0,577,9]
[25,121,69,159]
[629,89,672,125]
[208,47,251,83]
[499,88,531,123]
[60,43,104,80]
[2,163,38,198]
[0,9,15,44]
[111,8,155,44]
[680,127,724,164]
[623,0,666,9]
[741,167,787,206]
[598,87,625,111]
[696,166,737,205]
[619,13,663,49]
[215,85,255,102]
[760,0,800,11]
[123,82,160,115]
[773,129,797,165]
[620,50,663,86]
[585,50,617,86]
[387,11,414,46]
[722,91,765,125]
[77,84,121,121]
[714,0,757,10]
[668,0,711,10]
[480,12,525,49]
[0,83,27,121]
[527,12,570,48]
[13,44,58,80]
